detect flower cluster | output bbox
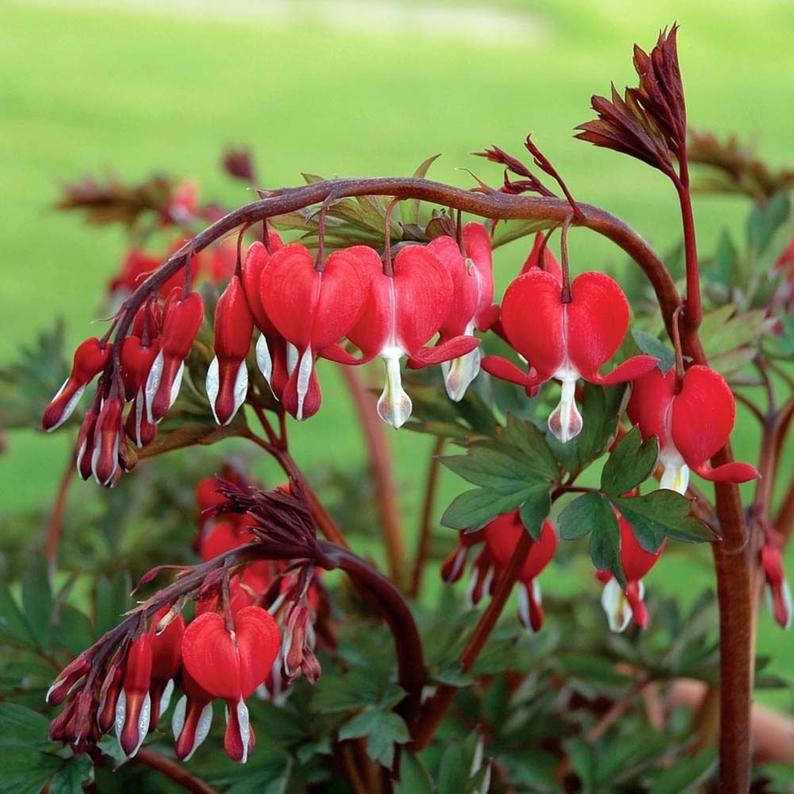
[442,507,663,633]
[46,472,324,764]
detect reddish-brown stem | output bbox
[409,437,445,598]
[135,748,216,794]
[675,172,702,332]
[411,530,533,749]
[339,365,405,585]
[43,459,75,566]
[777,480,794,542]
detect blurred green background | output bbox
[1,0,792,701]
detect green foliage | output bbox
[441,415,558,538]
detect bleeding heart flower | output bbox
[42,337,112,431]
[599,513,663,632]
[627,364,760,493]
[346,245,479,428]
[427,223,497,401]
[120,335,161,448]
[484,515,557,632]
[260,243,371,421]
[483,270,657,442]
[240,233,285,389]
[172,669,215,761]
[90,396,125,487]
[181,605,280,763]
[206,275,254,425]
[145,289,205,424]
[760,541,791,630]
[114,606,185,757]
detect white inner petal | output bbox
[601,577,632,633]
[377,349,412,428]
[159,679,175,718]
[548,375,583,443]
[205,356,220,423]
[255,333,273,386]
[442,322,481,402]
[144,350,164,424]
[295,345,314,421]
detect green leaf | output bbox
[631,329,675,373]
[441,485,544,531]
[613,491,715,547]
[557,492,606,541]
[49,755,94,794]
[0,748,62,794]
[22,555,53,651]
[395,753,433,794]
[600,427,658,497]
[0,704,52,749]
[518,484,553,540]
[747,189,790,255]
[339,710,409,769]
[0,583,36,647]
[94,572,131,635]
[587,499,624,587]
[650,749,716,794]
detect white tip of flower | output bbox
[255,334,274,387]
[766,579,793,630]
[205,356,220,423]
[159,678,175,717]
[47,380,86,432]
[548,377,583,443]
[144,350,164,424]
[168,361,185,411]
[171,694,186,740]
[660,460,690,494]
[442,346,482,402]
[377,354,412,428]
[295,346,313,422]
[228,698,251,765]
[286,342,299,376]
[601,577,633,633]
[114,690,126,754]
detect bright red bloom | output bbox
[760,541,792,630]
[627,364,760,493]
[181,605,280,763]
[484,515,557,631]
[482,269,656,442]
[206,275,254,425]
[115,606,185,757]
[145,289,205,424]
[599,514,663,632]
[171,669,215,761]
[90,397,125,487]
[521,232,563,279]
[345,245,479,427]
[260,243,371,420]
[427,224,497,400]
[240,233,286,391]
[120,335,161,447]
[42,337,112,431]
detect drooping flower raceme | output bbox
[598,513,663,633]
[627,364,760,493]
[483,269,656,442]
[426,223,497,401]
[345,245,479,428]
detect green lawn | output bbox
[1,0,792,702]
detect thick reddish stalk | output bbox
[411,530,533,749]
[675,165,703,332]
[338,365,405,585]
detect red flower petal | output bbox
[671,365,735,468]
[181,606,280,702]
[627,367,676,449]
[499,269,564,379]
[566,272,630,377]
[484,514,557,582]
